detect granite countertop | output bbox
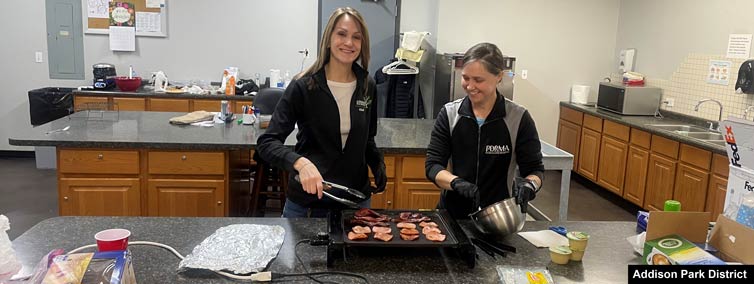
[74,88,255,101]
[8,111,433,154]
[560,102,727,155]
[10,216,640,283]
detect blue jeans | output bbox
[282,198,371,218]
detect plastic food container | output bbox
[549,245,572,264]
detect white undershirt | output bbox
[327,80,357,149]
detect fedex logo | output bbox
[725,126,742,167]
[746,181,754,192]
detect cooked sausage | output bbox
[347,231,368,241]
[425,232,446,242]
[397,222,416,229]
[422,226,441,235]
[374,232,393,242]
[400,233,419,241]
[351,226,372,234]
[372,226,392,234]
[400,228,419,235]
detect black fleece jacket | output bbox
[256,63,383,209]
[425,94,544,218]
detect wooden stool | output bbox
[250,162,288,217]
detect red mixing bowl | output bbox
[116,77,142,92]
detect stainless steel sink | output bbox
[646,124,709,132]
[679,132,724,140]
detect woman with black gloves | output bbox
[256,7,387,218]
[425,42,545,219]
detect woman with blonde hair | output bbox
[257,7,386,217]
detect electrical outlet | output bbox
[35,51,43,63]
[521,70,528,80]
[665,98,674,107]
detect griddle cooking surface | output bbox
[340,209,459,247]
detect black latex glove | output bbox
[371,162,387,194]
[451,177,480,207]
[513,177,538,213]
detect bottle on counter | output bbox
[664,200,681,212]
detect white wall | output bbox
[435,0,621,144]
[0,0,317,151]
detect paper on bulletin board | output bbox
[136,12,160,33]
[110,26,136,51]
[146,0,165,8]
[707,60,731,86]
[87,0,109,18]
[727,34,752,59]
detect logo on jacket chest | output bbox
[356,95,372,112]
[485,144,510,155]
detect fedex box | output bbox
[720,117,754,170]
[723,166,754,221]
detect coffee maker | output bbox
[93,63,117,90]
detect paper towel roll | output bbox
[570,85,591,105]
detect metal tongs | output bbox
[294,175,366,208]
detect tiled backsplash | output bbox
[613,53,754,122]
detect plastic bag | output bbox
[0,215,22,282]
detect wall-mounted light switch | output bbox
[35,51,43,63]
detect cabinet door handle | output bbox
[181,155,187,160]
[217,201,222,205]
[386,200,392,205]
[63,196,69,201]
[97,154,103,159]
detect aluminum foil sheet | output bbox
[178,224,285,274]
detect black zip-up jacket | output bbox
[425,94,544,218]
[256,63,383,209]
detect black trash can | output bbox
[28,87,74,126]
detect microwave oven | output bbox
[597,82,662,115]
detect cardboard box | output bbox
[720,117,754,170]
[723,165,754,221]
[643,234,726,265]
[644,211,754,264]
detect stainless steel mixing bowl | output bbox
[469,197,525,237]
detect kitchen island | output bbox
[9,111,572,219]
[10,216,639,283]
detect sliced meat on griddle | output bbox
[351,225,372,234]
[354,215,390,222]
[347,231,368,241]
[419,221,438,228]
[393,212,432,223]
[372,226,392,234]
[425,232,446,242]
[400,228,419,235]
[374,232,393,242]
[422,226,441,235]
[400,233,419,241]
[350,219,390,227]
[396,222,416,229]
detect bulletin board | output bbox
[85,0,168,37]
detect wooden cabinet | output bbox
[706,154,730,221]
[674,144,711,212]
[645,153,677,211]
[674,163,709,212]
[73,96,108,110]
[369,182,396,209]
[59,178,141,216]
[147,179,225,217]
[577,128,601,181]
[597,136,628,195]
[146,151,227,217]
[395,156,441,209]
[193,100,221,112]
[557,119,581,170]
[59,149,139,175]
[624,145,649,206]
[149,98,190,112]
[113,98,146,111]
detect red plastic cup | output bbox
[95,228,131,251]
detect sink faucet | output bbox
[694,99,724,130]
[745,105,754,121]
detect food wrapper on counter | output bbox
[496,266,554,284]
[40,250,135,284]
[178,224,285,274]
[168,111,215,125]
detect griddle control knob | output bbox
[310,232,331,246]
